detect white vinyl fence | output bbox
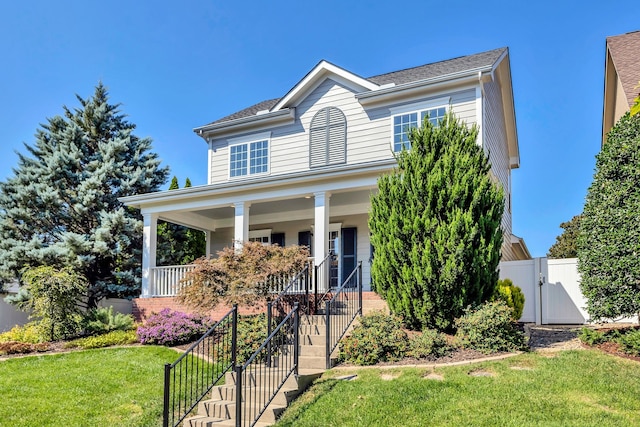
[499,258,587,324]
[499,257,637,325]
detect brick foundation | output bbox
[132,291,389,322]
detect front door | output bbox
[341,227,357,285]
[328,229,340,288]
[327,227,357,288]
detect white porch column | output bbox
[313,192,330,265]
[141,212,158,298]
[234,202,251,250]
[205,230,213,258]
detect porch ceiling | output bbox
[159,188,375,231]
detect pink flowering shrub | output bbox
[136,309,213,345]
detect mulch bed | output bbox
[592,341,640,363]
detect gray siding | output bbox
[207,214,372,289]
[208,80,479,185]
[483,80,514,261]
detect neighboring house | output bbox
[121,47,528,300]
[602,30,640,144]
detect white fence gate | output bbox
[499,258,589,325]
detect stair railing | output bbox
[163,305,238,427]
[313,252,334,312]
[235,303,300,427]
[266,265,309,366]
[325,262,362,369]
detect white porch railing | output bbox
[151,265,196,297]
[149,257,327,298]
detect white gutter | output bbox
[356,66,494,105]
[119,158,397,208]
[192,108,295,139]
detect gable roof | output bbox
[200,47,508,128]
[606,31,640,107]
[368,47,506,86]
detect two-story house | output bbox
[121,47,528,301]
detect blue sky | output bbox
[1,1,638,257]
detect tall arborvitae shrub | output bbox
[369,111,504,331]
[578,112,640,321]
[0,84,169,305]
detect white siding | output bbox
[483,80,515,260]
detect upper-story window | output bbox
[391,98,449,152]
[228,132,270,178]
[309,107,346,168]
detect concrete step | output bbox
[298,355,338,370]
[187,414,229,426]
[299,343,325,358]
[299,314,326,326]
[300,333,325,346]
[298,324,326,336]
[224,369,299,390]
[193,399,287,424]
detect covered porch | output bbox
[120,166,385,298]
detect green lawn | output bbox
[276,350,640,427]
[0,346,179,427]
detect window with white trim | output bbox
[228,132,270,178]
[249,229,272,245]
[390,98,449,152]
[393,106,446,151]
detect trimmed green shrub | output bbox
[455,301,526,354]
[82,306,135,335]
[339,311,408,365]
[0,322,45,344]
[578,327,607,346]
[64,330,138,350]
[236,313,269,364]
[407,329,452,359]
[21,266,88,341]
[494,279,525,321]
[616,329,640,356]
[211,313,285,364]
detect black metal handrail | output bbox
[235,304,299,427]
[313,252,334,312]
[325,262,362,369]
[162,306,238,427]
[267,266,308,367]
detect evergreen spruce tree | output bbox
[578,112,640,321]
[369,111,504,331]
[157,176,206,265]
[0,83,169,306]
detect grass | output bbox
[0,346,180,427]
[276,350,640,427]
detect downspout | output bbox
[477,71,486,150]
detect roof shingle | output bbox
[607,31,640,107]
[206,47,507,127]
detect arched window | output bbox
[309,107,346,168]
